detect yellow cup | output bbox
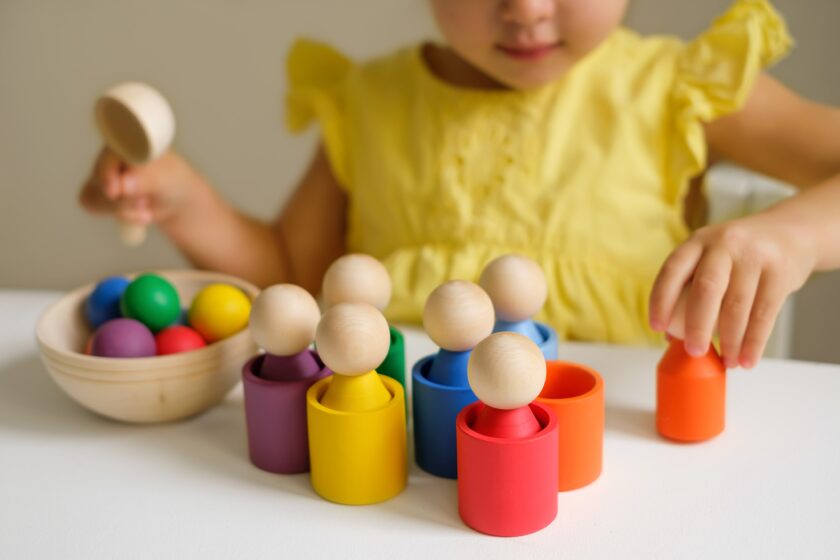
[306,374,407,504]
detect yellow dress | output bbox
[285,0,792,345]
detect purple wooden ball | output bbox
[92,318,157,358]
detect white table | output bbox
[1,290,838,559]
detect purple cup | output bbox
[242,350,330,474]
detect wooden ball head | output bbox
[479,254,548,322]
[423,280,495,352]
[322,254,392,311]
[94,82,175,247]
[316,302,390,376]
[249,284,320,356]
[315,302,392,412]
[468,332,546,410]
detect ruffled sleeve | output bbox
[668,0,793,203]
[285,39,354,188]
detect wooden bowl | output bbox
[35,270,260,423]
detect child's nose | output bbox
[500,0,556,26]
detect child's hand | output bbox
[649,214,816,368]
[78,148,197,226]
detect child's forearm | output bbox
[765,173,840,271]
[158,175,291,289]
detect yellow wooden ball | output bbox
[188,283,252,343]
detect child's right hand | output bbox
[78,148,197,226]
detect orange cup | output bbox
[656,339,726,442]
[536,361,604,491]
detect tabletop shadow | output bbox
[605,403,658,441]
[167,398,317,499]
[376,466,465,532]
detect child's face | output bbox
[429,0,628,90]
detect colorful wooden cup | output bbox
[306,374,407,505]
[412,353,478,478]
[242,350,329,474]
[656,339,726,442]
[536,360,604,491]
[456,401,559,537]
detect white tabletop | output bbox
[1,289,838,559]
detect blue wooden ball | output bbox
[85,276,131,329]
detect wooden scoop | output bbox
[94,82,175,246]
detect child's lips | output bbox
[495,41,562,61]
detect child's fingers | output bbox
[684,249,732,357]
[80,175,150,217]
[120,170,139,197]
[717,263,761,368]
[79,179,116,214]
[738,274,787,369]
[115,196,153,225]
[94,148,124,200]
[649,241,704,332]
[119,166,160,199]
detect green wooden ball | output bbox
[120,273,181,332]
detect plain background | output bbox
[2,0,839,362]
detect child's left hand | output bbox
[649,212,816,368]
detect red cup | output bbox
[456,401,558,537]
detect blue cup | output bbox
[412,353,478,479]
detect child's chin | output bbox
[496,68,570,91]
[489,57,574,90]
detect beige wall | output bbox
[2,1,839,361]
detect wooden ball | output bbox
[423,280,495,352]
[188,284,250,343]
[479,254,547,322]
[468,332,546,410]
[315,302,390,376]
[249,284,320,356]
[322,254,392,311]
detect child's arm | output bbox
[79,144,346,293]
[269,145,348,293]
[649,74,840,368]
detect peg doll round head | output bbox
[423,280,495,352]
[468,332,546,410]
[315,302,391,376]
[249,284,321,356]
[322,254,392,311]
[479,254,548,323]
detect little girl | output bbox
[79,0,840,369]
